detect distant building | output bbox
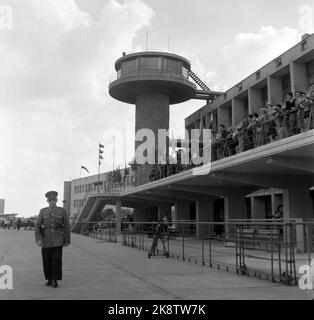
[63,168,133,224]
[0,199,5,214]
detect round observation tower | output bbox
[109,51,197,157]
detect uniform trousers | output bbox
[41,247,63,281]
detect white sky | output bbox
[0,0,313,217]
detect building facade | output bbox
[70,34,314,251]
[64,168,133,223]
[184,33,314,221]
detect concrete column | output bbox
[175,200,191,221]
[224,190,248,221]
[282,176,312,220]
[174,200,191,236]
[218,106,231,128]
[268,76,282,105]
[248,88,262,114]
[196,195,214,238]
[135,93,170,161]
[290,61,307,93]
[251,197,266,219]
[224,189,248,238]
[232,98,245,127]
[115,199,122,234]
[282,176,312,252]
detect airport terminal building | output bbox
[66,33,314,252]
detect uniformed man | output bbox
[35,191,70,288]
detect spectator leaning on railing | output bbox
[282,92,296,136]
[208,86,313,163]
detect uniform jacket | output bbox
[35,207,71,248]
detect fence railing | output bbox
[74,220,314,286]
[213,104,314,161]
[75,221,117,243]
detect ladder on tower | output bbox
[189,70,212,92]
[189,69,223,101]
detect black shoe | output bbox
[52,280,58,288]
[45,280,52,286]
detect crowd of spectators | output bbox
[212,83,314,160]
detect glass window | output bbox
[164,59,181,74]
[182,66,189,78]
[121,59,138,76]
[139,57,162,71]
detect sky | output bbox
[0,0,313,217]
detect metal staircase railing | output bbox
[189,69,212,92]
[71,190,91,231]
[71,177,136,231]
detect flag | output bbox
[99,142,104,167]
[81,166,89,173]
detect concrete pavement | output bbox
[0,229,312,300]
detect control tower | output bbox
[109,51,198,160]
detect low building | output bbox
[0,199,5,214]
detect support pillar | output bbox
[282,176,312,252]
[174,200,190,235]
[115,199,122,234]
[175,200,191,221]
[251,197,266,219]
[224,189,248,239]
[196,195,214,238]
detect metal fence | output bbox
[73,220,314,286]
[76,222,117,243]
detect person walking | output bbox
[16,218,21,231]
[35,191,70,288]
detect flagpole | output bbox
[112,136,115,172]
[98,142,100,193]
